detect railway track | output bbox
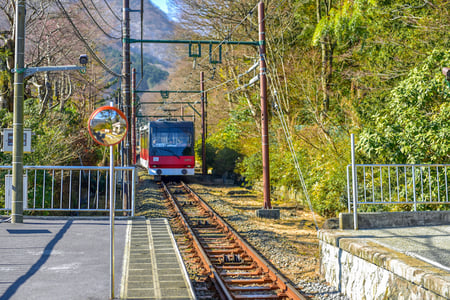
[162,181,307,300]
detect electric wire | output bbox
[137,0,144,89]
[169,2,260,97]
[272,88,319,231]
[173,0,288,104]
[55,0,121,78]
[145,1,288,111]
[79,0,121,40]
[153,0,320,230]
[89,0,121,32]
[202,3,259,67]
[196,0,287,90]
[261,5,321,229]
[103,0,122,21]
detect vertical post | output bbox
[347,165,351,213]
[181,105,184,120]
[351,134,358,230]
[12,0,26,223]
[109,145,115,299]
[259,1,271,209]
[131,68,136,165]
[131,167,136,217]
[201,71,206,176]
[412,166,417,211]
[122,0,131,211]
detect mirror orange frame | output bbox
[88,106,128,146]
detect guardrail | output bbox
[347,163,450,212]
[0,166,135,215]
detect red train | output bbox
[139,120,195,176]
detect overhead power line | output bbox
[55,0,121,78]
[272,89,319,231]
[79,0,121,40]
[103,0,122,21]
[168,2,260,99]
[144,1,288,110]
[89,0,121,32]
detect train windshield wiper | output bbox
[157,148,180,159]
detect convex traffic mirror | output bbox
[88,106,128,146]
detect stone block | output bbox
[339,211,450,229]
[256,208,280,219]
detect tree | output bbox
[358,50,450,164]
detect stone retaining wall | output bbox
[339,211,450,229]
[319,231,449,300]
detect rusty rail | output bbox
[162,181,306,300]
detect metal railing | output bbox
[347,163,450,212]
[0,165,135,215]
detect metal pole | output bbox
[132,68,136,165]
[351,134,359,230]
[109,145,115,299]
[201,72,206,176]
[122,0,131,211]
[11,0,26,223]
[259,1,271,209]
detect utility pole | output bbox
[132,68,136,165]
[11,0,26,223]
[259,1,271,210]
[122,0,131,211]
[201,72,206,176]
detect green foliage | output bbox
[195,118,243,176]
[101,47,169,90]
[144,64,169,89]
[312,0,366,48]
[358,50,450,164]
[236,151,262,185]
[0,109,12,165]
[1,98,91,166]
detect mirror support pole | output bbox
[109,145,115,299]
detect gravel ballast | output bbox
[135,173,349,300]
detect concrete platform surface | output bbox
[321,225,450,271]
[319,225,450,299]
[0,217,127,300]
[121,218,195,299]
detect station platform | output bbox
[0,216,195,300]
[120,218,195,299]
[319,224,450,300]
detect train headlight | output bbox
[152,165,158,168]
[186,165,191,168]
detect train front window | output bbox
[150,127,193,156]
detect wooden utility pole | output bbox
[132,68,136,165]
[11,0,26,223]
[201,72,206,175]
[259,1,271,209]
[122,0,131,210]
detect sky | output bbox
[151,0,169,14]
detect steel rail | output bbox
[163,181,306,299]
[180,182,306,300]
[161,182,232,299]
